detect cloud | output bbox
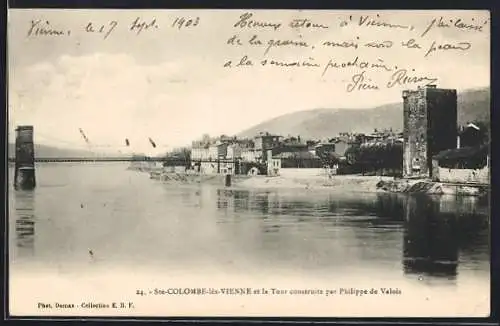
[9,53,195,154]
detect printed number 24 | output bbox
[136,290,146,296]
[172,17,200,29]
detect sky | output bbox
[8,9,490,155]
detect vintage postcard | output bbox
[7,9,490,318]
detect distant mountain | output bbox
[8,143,124,159]
[457,88,490,124]
[238,87,490,140]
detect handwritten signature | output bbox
[346,69,438,92]
[346,71,380,92]
[386,69,437,88]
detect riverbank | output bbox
[375,179,489,197]
[238,174,390,193]
[150,172,390,193]
[148,171,489,197]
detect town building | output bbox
[226,143,242,159]
[191,146,211,161]
[191,141,228,162]
[241,149,258,162]
[266,150,281,176]
[254,132,281,159]
[314,142,336,156]
[272,142,308,156]
[216,142,229,159]
[333,139,349,157]
[402,85,457,178]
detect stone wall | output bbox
[279,168,326,178]
[437,166,489,184]
[403,88,428,177]
[164,166,186,173]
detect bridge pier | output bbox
[14,126,36,190]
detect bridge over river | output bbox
[8,157,186,164]
[8,157,240,165]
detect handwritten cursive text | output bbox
[130,17,159,35]
[27,20,71,37]
[346,71,380,92]
[424,40,471,57]
[421,16,487,37]
[386,69,438,88]
[85,21,118,39]
[233,12,282,31]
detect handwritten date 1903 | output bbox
[172,17,200,29]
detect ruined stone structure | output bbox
[14,125,36,189]
[402,86,457,178]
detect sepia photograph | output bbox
[7,9,491,317]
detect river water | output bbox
[8,163,490,317]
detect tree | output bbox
[470,120,490,145]
[345,141,402,176]
[164,147,192,167]
[316,146,341,168]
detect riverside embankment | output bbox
[149,169,388,192]
[148,170,489,197]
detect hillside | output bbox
[238,88,490,139]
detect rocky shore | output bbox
[375,179,489,197]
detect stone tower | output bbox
[14,125,36,189]
[402,85,457,179]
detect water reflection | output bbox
[216,190,407,225]
[403,195,459,280]
[8,163,489,286]
[214,189,489,280]
[13,189,36,257]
